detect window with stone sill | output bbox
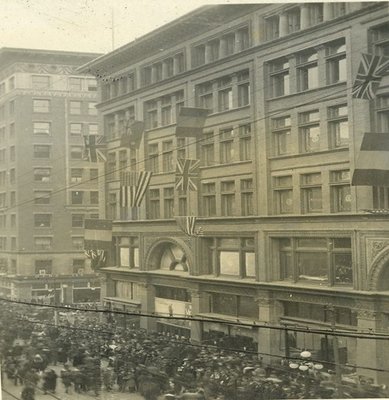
[207,237,255,278]
[269,58,290,97]
[330,170,351,213]
[272,116,292,156]
[273,175,293,214]
[328,104,348,148]
[118,237,139,269]
[299,110,320,153]
[301,172,322,213]
[276,237,352,286]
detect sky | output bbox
[0,0,253,55]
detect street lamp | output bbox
[289,350,324,397]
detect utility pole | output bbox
[328,306,343,398]
[111,7,115,51]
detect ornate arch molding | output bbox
[144,237,194,273]
[368,246,389,290]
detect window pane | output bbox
[245,252,255,277]
[120,248,130,267]
[239,296,258,318]
[334,253,352,285]
[298,252,328,281]
[212,294,237,316]
[298,238,327,248]
[220,251,239,275]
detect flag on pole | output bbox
[352,132,389,186]
[175,159,200,192]
[84,219,112,250]
[120,121,144,148]
[175,107,209,137]
[352,53,389,100]
[176,216,203,237]
[83,135,107,162]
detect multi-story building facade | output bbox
[0,48,104,304]
[80,3,389,383]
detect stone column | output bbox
[139,283,157,332]
[235,30,243,52]
[355,304,389,384]
[279,12,289,37]
[219,37,227,58]
[162,61,169,80]
[205,43,212,64]
[323,3,333,21]
[256,292,281,365]
[151,65,157,84]
[173,56,180,75]
[189,290,206,343]
[300,4,310,30]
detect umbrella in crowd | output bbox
[0,301,387,400]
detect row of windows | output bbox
[0,77,15,96]
[268,39,346,98]
[100,4,372,102]
[33,212,99,228]
[271,104,348,156]
[107,178,254,220]
[148,179,253,219]
[195,70,250,113]
[31,75,97,91]
[0,214,16,229]
[273,170,351,215]
[69,190,99,205]
[0,191,16,207]
[112,234,353,288]
[32,99,97,115]
[263,3,354,41]
[31,121,98,136]
[0,100,15,120]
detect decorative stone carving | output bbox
[366,238,389,268]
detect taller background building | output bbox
[0,48,104,304]
[80,3,389,383]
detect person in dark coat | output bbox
[21,386,35,400]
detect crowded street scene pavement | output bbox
[0,300,388,400]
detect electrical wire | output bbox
[6,311,389,375]
[2,298,389,341]
[5,80,355,214]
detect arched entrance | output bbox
[145,238,192,272]
[369,247,389,291]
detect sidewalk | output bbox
[1,365,149,400]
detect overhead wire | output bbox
[6,310,389,375]
[2,298,389,341]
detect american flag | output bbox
[83,135,106,162]
[84,219,112,251]
[175,159,200,192]
[120,171,152,208]
[352,53,389,100]
[176,216,203,237]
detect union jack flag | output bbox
[83,135,106,162]
[352,53,389,100]
[175,159,200,192]
[176,216,203,237]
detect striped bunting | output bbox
[352,53,389,100]
[175,159,200,192]
[352,132,389,186]
[84,219,112,250]
[175,107,209,137]
[120,171,152,208]
[84,249,107,270]
[176,216,203,237]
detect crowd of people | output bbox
[0,301,388,399]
